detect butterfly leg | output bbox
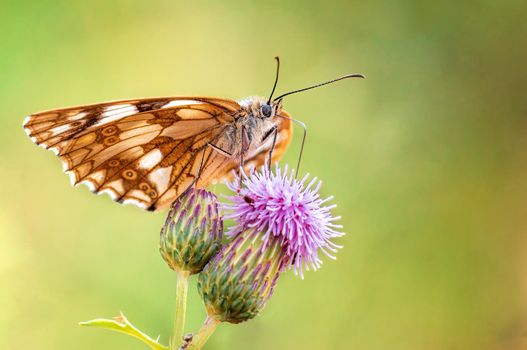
[188,142,233,191]
[237,126,252,192]
[262,126,278,171]
[207,143,232,157]
[240,126,250,170]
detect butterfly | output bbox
[23,58,364,211]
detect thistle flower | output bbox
[160,188,223,274]
[197,227,288,324]
[223,164,344,278]
[160,188,224,349]
[192,165,345,348]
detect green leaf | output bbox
[79,312,168,350]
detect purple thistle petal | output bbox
[223,164,344,278]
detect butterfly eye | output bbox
[260,104,272,118]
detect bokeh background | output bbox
[1,1,527,349]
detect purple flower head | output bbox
[223,164,344,278]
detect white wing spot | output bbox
[162,100,201,108]
[66,170,77,186]
[61,159,69,172]
[96,104,139,126]
[50,124,72,135]
[148,166,172,194]
[105,104,133,112]
[138,149,163,170]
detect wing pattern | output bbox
[24,97,241,211]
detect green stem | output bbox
[170,270,190,350]
[189,316,220,350]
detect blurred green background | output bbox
[1,1,527,349]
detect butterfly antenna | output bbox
[267,56,281,104]
[277,114,307,178]
[273,73,365,101]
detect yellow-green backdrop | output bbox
[1,1,526,350]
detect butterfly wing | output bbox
[23,97,241,211]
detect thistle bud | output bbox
[197,227,288,324]
[160,188,223,274]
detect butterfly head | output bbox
[239,96,283,120]
[261,103,273,118]
[260,98,284,119]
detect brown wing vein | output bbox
[117,128,224,207]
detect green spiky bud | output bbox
[160,188,223,274]
[197,228,288,324]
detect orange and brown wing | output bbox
[23,97,240,211]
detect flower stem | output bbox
[170,270,190,350]
[189,316,220,350]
